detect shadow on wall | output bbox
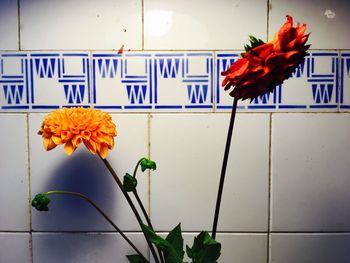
[34,149,118,228]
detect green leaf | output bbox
[141,224,183,263]
[165,224,185,260]
[123,173,138,192]
[186,231,221,263]
[126,254,148,263]
[241,35,265,57]
[140,158,157,172]
[31,193,50,211]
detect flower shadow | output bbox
[37,149,118,231]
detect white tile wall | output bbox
[271,114,350,231]
[32,233,148,263]
[269,0,350,49]
[150,114,269,232]
[1,0,350,262]
[0,0,18,50]
[144,0,267,50]
[20,0,142,50]
[0,114,28,231]
[270,234,350,263]
[0,233,30,263]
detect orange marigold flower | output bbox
[38,107,117,159]
[222,15,310,100]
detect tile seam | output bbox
[267,112,272,263]
[17,0,21,51]
[25,113,33,263]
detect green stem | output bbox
[100,157,160,263]
[133,158,145,178]
[133,190,165,263]
[133,158,165,263]
[45,190,148,262]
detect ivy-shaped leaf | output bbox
[123,173,138,192]
[141,224,184,263]
[31,193,50,211]
[140,158,157,172]
[165,224,185,260]
[186,231,221,263]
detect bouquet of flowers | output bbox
[32,15,309,263]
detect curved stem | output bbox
[45,190,148,262]
[100,157,160,263]
[133,158,144,178]
[211,97,238,239]
[132,158,165,263]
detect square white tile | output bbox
[272,114,350,231]
[20,0,142,50]
[30,113,149,231]
[0,233,30,263]
[150,113,269,232]
[0,0,18,50]
[270,234,350,263]
[151,233,267,263]
[269,0,350,49]
[0,114,28,231]
[32,232,148,263]
[144,0,267,50]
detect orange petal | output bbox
[64,141,76,155]
[98,143,109,159]
[43,138,57,151]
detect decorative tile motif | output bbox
[30,53,90,109]
[0,51,343,112]
[92,52,214,111]
[216,51,339,111]
[340,52,350,111]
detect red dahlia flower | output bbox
[222,15,310,100]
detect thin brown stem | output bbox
[100,157,160,263]
[45,191,148,262]
[212,97,238,239]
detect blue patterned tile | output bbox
[92,52,152,111]
[0,51,341,112]
[0,53,30,111]
[340,52,350,111]
[92,52,214,112]
[30,52,91,110]
[215,51,339,112]
[153,52,214,111]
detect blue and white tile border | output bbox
[0,51,347,112]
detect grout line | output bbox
[3,230,350,234]
[147,114,151,218]
[17,0,21,51]
[25,113,33,263]
[141,0,145,50]
[267,112,272,263]
[266,0,270,42]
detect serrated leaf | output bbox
[186,231,221,263]
[165,223,185,260]
[123,173,138,192]
[141,224,183,263]
[126,254,148,263]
